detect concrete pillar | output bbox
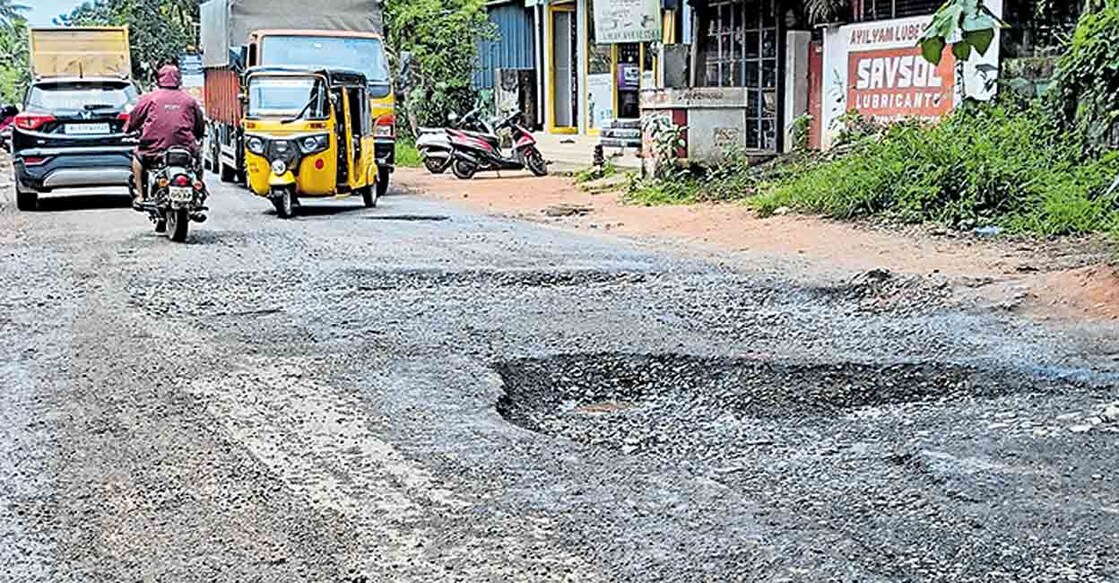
[783,30,811,153]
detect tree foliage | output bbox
[1048,0,1119,151]
[385,0,493,135]
[57,0,200,86]
[918,0,1004,66]
[0,9,28,104]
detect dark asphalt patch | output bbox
[365,214,450,222]
[495,353,1082,439]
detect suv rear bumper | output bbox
[14,145,134,191]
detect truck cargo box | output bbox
[29,27,131,79]
[200,0,383,68]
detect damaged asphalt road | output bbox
[0,177,1116,581]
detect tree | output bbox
[385,0,494,135]
[0,14,28,104]
[57,0,200,86]
[0,0,28,27]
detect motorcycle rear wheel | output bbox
[167,208,190,242]
[424,157,448,174]
[452,159,476,180]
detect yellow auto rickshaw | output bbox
[241,66,379,218]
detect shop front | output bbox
[540,0,674,136]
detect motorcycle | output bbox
[416,106,489,175]
[416,127,452,174]
[138,147,208,242]
[447,112,547,179]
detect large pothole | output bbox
[495,353,1071,455]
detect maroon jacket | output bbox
[126,66,204,161]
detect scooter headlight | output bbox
[270,159,287,175]
[298,134,329,155]
[246,135,266,155]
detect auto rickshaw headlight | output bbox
[298,134,329,155]
[246,136,266,155]
[270,159,287,175]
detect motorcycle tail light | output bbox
[14,113,55,131]
[172,174,191,187]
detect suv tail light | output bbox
[14,113,55,131]
[117,112,130,124]
[374,114,395,139]
[22,156,48,166]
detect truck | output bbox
[29,27,131,80]
[199,0,395,196]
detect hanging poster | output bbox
[593,0,662,44]
[587,73,614,130]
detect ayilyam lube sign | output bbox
[593,0,661,44]
[819,2,1002,148]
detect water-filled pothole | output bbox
[495,353,1063,451]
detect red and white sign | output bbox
[847,47,955,120]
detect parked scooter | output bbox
[416,106,488,174]
[447,112,547,179]
[416,127,452,174]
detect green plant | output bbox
[395,138,423,168]
[791,114,812,152]
[641,113,686,181]
[574,158,618,184]
[918,0,1005,66]
[749,102,1119,236]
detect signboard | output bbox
[593,0,661,44]
[181,53,204,105]
[819,3,1002,148]
[847,47,955,120]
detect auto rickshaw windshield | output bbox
[246,75,327,119]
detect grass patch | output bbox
[573,159,619,184]
[749,104,1119,236]
[395,139,423,168]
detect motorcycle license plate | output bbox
[168,186,193,202]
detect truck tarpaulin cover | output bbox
[200,0,383,68]
[29,27,132,79]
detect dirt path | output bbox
[397,168,1119,323]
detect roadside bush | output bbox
[750,103,1119,235]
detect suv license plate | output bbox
[65,123,110,135]
[168,186,193,202]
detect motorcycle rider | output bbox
[125,64,205,208]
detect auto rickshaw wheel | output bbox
[272,188,295,219]
[361,185,377,208]
[376,167,390,197]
